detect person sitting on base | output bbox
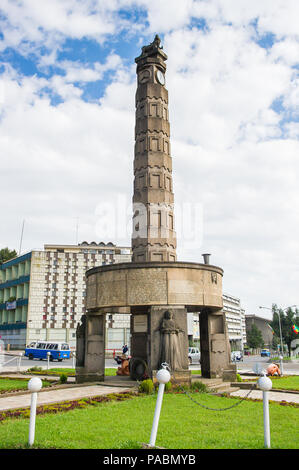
[266,363,281,376]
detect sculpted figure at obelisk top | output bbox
[132,35,177,262]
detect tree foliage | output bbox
[270,304,299,356]
[247,323,264,349]
[0,248,17,265]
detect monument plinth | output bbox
[76,36,233,384]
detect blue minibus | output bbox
[24,341,71,361]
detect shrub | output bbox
[164,381,172,392]
[59,373,68,384]
[139,379,154,394]
[236,374,243,382]
[28,366,42,372]
[190,381,207,393]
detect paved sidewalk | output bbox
[230,388,299,404]
[0,384,134,412]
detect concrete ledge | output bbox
[0,381,109,399]
[231,382,299,395]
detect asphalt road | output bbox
[230,355,299,375]
[1,354,299,374]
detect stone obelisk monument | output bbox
[77,36,234,385]
[132,35,176,263]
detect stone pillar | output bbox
[200,308,233,379]
[76,313,106,383]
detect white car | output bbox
[188,347,201,364]
[231,351,243,362]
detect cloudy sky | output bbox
[0,0,298,318]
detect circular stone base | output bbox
[86,261,223,312]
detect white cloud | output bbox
[165,25,293,150]
[284,122,299,139]
[57,54,123,84]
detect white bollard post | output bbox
[149,365,171,448]
[47,351,50,370]
[257,374,272,449]
[72,352,76,369]
[18,352,23,372]
[28,377,42,447]
[279,355,284,376]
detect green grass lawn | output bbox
[0,392,298,449]
[270,376,299,391]
[25,367,117,377]
[0,377,51,393]
[243,375,299,391]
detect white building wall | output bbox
[26,244,132,349]
[223,293,246,350]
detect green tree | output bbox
[0,248,17,265]
[247,323,264,349]
[270,305,299,357]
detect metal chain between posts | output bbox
[167,363,256,412]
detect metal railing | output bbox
[0,352,23,372]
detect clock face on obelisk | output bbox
[156,69,165,85]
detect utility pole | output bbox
[19,219,25,255]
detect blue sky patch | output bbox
[257,32,276,49]
[0,48,38,76]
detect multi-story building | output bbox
[0,252,31,349]
[245,315,274,349]
[223,293,246,351]
[186,294,246,351]
[0,242,131,349]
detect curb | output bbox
[0,379,138,399]
[230,382,299,395]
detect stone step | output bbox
[190,376,240,395]
[210,384,239,394]
[191,376,223,386]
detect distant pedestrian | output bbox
[122,344,128,355]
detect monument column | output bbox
[132,35,176,263]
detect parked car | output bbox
[188,347,200,364]
[231,351,243,361]
[261,349,271,357]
